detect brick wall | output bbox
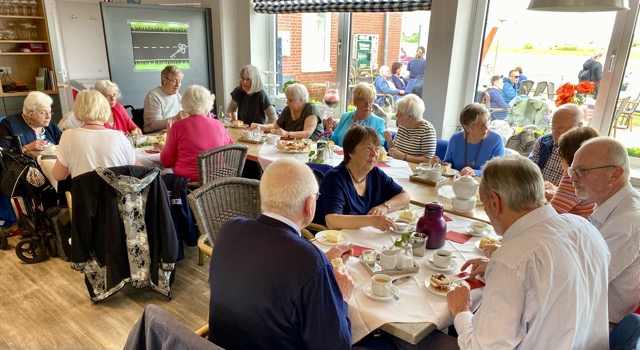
[278,13,404,102]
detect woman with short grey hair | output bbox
[383,94,436,163]
[93,79,140,134]
[251,83,324,140]
[432,103,505,176]
[330,82,386,147]
[0,91,61,153]
[228,65,277,125]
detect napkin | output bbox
[376,162,390,167]
[443,214,452,222]
[334,150,344,155]
[351,244,374,258]
[455,272,485,290]
[446,230,471,244]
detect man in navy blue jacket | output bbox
[208,158,354,349]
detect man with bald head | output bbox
[570,137,640,329]
[529,103,583,189]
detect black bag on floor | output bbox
[48,207,71,261]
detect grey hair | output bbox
[260,158,318,218]
[285,83,309,103]
[352,82,376,102]
[239,65,265,94]
[396,94,425,121]
[581,136,630,182]
[553,103,583,126]
[181,85,215,116]
[459,103,490,127]
[161,65,183,82]
[22,91,53,115]
[480,155,546,212]
[93,80,121,100]
[379,65,390,75]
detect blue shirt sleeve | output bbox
[330,112,353,147]
[501,79,518,103]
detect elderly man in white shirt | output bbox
[143,65,189,133]
[570,136,640,328]
[439,155,610,350]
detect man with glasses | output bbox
[208,158,354,349]
[570,137,640,331]
[529,103,583,192]
[0,91,61,154]
[500,69,521,104]
[143,65,189,133]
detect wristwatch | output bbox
[383,202,391,211]
[287,131,291,138]
[403,154,407,161]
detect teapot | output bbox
[452,174,479,200]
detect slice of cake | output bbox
[429,273,451,292]
[232,120,244,127]
[478,237,500,249]
[325,230,342,243]
[378,146,389,161]
[396,209,416,223]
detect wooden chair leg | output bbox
[198,250,204,266]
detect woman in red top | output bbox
[94,80,141,135]
[160,85,233,183]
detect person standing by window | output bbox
[405,46,426,95]
[579,52,603,98]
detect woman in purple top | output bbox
[390,62,406,90]
[405,46,426,94]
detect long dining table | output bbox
[226,127,490,223]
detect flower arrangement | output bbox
[555,81,596,107]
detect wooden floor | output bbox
[0,235,210,349]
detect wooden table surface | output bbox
[228,127,490,223]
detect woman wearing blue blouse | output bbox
[432,103,505,177]
[330,82,386,147]
[318,126,410,231]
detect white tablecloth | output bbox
[37,155,57,190]
[258,143,413,180]
[314,210,497,343]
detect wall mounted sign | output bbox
[130,20,190,71]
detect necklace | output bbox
[464,133,485,168]
[346,165,366,184]
[84,122,104,126]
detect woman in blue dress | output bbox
[405,46,426,94]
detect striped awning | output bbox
[253,0,432,14]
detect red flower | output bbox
[576,81,596,94]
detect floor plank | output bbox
[0,236,210,349]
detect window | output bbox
[301,13,332,72]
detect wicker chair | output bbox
[188,177,261,265]
[196,144,249,187]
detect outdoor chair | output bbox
[481,91,510,120]
[531,81,548,97]
[518,80,534,95]
[611,96,632,138]
[618,92,640,132]
[546,82,556,100]
[188,177,261,266]
[195,144,248,188]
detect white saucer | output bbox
[466,226,489,237]
[389,224,415,234]
[443,169,460,177]
[362,283,400,301]
[315,231,351,246]
[424,280,449,297]
[424,258,459,272]
[377,159,392,163]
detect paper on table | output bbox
[443,214,452,222]
[334,150,344,155]
[351,244,374,258]
[454,272,485,290]
[376,162,390,167]
[446,230,471,244]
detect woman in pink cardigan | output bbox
[160,85,233,183]
[94,80,141,135]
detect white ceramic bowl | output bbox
[266,134,280,145]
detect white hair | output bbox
[260,158,318,218]
[93,80,122,100]
[396,94,425,121]
[285,83,309,103]
[181,85,215,116]
[22,91,53,115]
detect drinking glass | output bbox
[323,81,340,120]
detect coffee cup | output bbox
[266,134,280,145]
[432,249,453,268]
[379,249,398,270]
[371,274,392,297]
[43,144,55,154]
[395,222,410,233]
[242,129,253,140]
[469,222,488,235]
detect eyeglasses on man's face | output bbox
[164,76,182,85]
[567,165,616,178]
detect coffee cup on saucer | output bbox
[266,134,280,145]
[371,274,392,297]
[432,249,453,268]
[469,222,489,235]
[394,222,410,233]
[43,144,56,154]
[242,130,253,140]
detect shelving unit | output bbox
[0,0,57,97]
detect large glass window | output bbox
[301,13,332,72]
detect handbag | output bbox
[0,152,48,198]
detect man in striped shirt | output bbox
[571,137,640,330]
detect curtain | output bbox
[253,0,432,14]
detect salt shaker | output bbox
[396,242,414,269]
